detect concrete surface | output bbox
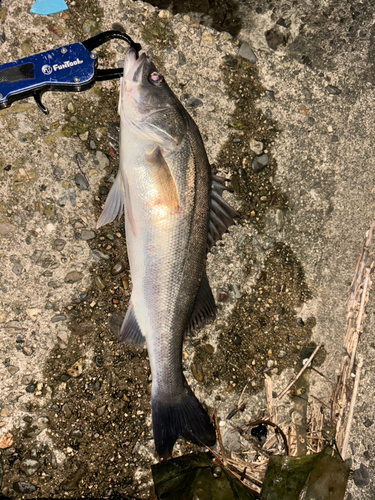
[0,0,374,498]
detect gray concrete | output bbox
[0,0,374,497]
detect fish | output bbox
[96,48,238,459]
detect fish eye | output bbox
[149,72,163,86]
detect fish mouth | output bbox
[123,49,149,84]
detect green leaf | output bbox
[152,452,258,500]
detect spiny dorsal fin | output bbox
[120,302,146,346]
[187,270,216,333]
[96,173,124,229]
[207,173,239,252]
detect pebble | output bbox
[233,335,241,346]
[48,281,61,289]
[238,42,257,62]
[91,249,110,262]
[0,222,15,236]
[223,55,238,67]
[252,153,269,173]
[7,365,19,375]
[275,209,285,231]
[94,355,104,368]
[80,229,96,241]
[297,317,305,327]
[89,140,96,150]
[20,458,40,476]
[353,464,369,487]
[13,482,37,494]
[200,32,215,47]
[108,313,123,340]
[191,362,204,382]
[178,51,186,66]
[52,238,66,251]
[79,131,89,141]
[363,418,373,428]
[97,405,106,416]
[12,263,23,276]
[62,403,72,419]
[74,173,89,190]
[249,138,264,155]
[22,346,33,356]
[64,271,84,283]
[278,350,286,358]
[111,261,125,275]
[96,151,109,169]
[180,94,203,109]
[93,380,101,392]
[216,288,229,302]
[21,374,33,385]
[53,167,63,177]
[0,432,13,449]
[204,344,214,354]
[95,276,105,291]
[51,314,66,323]
[67,359,84,377]
[326,84,341,95]
[70,429,83,439]
[26,383,36,393]
[122,277,129,289]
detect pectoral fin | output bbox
[145,146,180,214]
[96,173,124,229]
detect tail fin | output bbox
[152,384,216,459]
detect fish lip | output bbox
[124,50,149,83]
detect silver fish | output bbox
[97,48,238,458]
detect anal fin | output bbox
[187,270,216,333]
[96,172,124,229]
[120,302,146,346]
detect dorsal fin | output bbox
[207,173,239,252]
[187,270,216,333]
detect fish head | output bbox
[120,48,188,150]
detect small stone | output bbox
[12,263,23,276]
[0,432,13,449]
[353,464,369,487]
[94,355,104,368]
[93,380,101,392]
[97,405,106,416]
[67,359,84,377]
[249,138,264,155]
[326,84,341,95]
[0,223,15,235]
[26,308,42,321]
[251,154,269,173]
[111,261,125,275]
[108,313,123,340]
[278,350,286,358]
[67,102,74,113]
[204,344,214,354]
[95,276,105,291]
[79,131,89,141]
[65,271,84,283]
[26,383,36,393]
[331,135,339,143]
[91,249,110,262]
[216,288,229,302]
[48,281,61,289]
[178,51,186,66]
[297,317,305,327]
[201,31,215,47]
[62,403,72,419]
[22,346,33,356]
[70,429,83,439]
[7,365,19,375]
[57,331,68,344]
[180,94,203,109]
[89,140,96,150]
[51,314,66,323]
[96,151,109,169]
[13,482,37,494]
[22,374,33,385]
[233,335,241,346]
[191,362,204,382]
[238,42,257,62]
[275,209,285,231]
[363,418,373,428]
[121,277,129,289]
[20,458,40,476]
[223,55,237,67]
[74,173,89,190]
[53,238,66,251]
[80,229,96,241]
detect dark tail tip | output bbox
[152,389,216,459]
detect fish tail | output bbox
[152,382,216,459]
